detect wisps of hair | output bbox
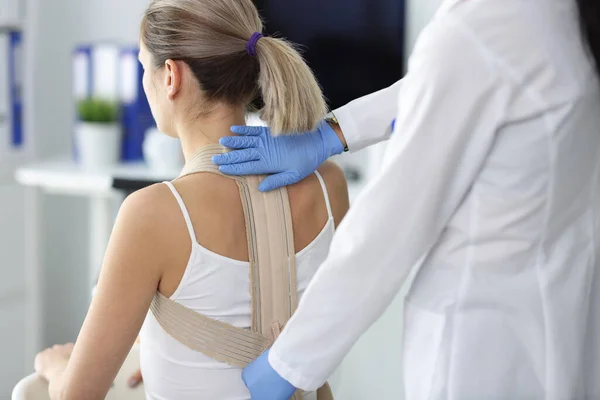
[576,0,600,77]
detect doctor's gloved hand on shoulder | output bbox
[212,120,347,192]
[213,117,397,192]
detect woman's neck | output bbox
[177,106,246,162]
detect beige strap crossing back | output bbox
[149,145,333,400]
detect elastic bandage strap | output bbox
[150,144,333,400]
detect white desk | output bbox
[16,157,180,196]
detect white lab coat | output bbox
[269,0,600,398]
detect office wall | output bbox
[1,2,33,396]
[0,184,27,397]
[28,0,150,348]
[406,0,444,55]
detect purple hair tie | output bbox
[246,32,263,57]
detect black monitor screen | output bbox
[254,0,406,110]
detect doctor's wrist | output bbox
[329,122,347,151]
[322,118,347,156]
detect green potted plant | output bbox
[75,98,121,168]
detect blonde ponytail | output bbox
[255,37,328,135]
[142,0,327,135]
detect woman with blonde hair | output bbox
[32,0,349,398]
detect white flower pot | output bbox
[75,122,121,168]
[143,127,185,173]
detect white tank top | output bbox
[140,171,334,400]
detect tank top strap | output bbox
[163,181,197,244]
[314,170,333,220]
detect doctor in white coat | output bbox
[213,0,600,398]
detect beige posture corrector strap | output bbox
[149,145,333,400]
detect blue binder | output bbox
[72,45,93,101]
[119,47,155,161]
[8,30,22,148]
[71,45,92,161]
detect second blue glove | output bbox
[242,349,297,400]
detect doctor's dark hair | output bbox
[140,0,327,135]
[576,0,600,76]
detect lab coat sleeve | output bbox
[269,14,516,391]
[333,80,402,152]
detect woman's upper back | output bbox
[153,160,348,298]
[139,161,348,399]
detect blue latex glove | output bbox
[242,349,297,400]
[213,120,345,192]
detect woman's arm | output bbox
[35,185,171,400]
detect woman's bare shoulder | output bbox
[117,183,191,254]
[120,183,180,226]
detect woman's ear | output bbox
[164,59,182,101]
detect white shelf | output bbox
[15,156,180,196]
[0,21,22,30]
[0,148,32,185]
